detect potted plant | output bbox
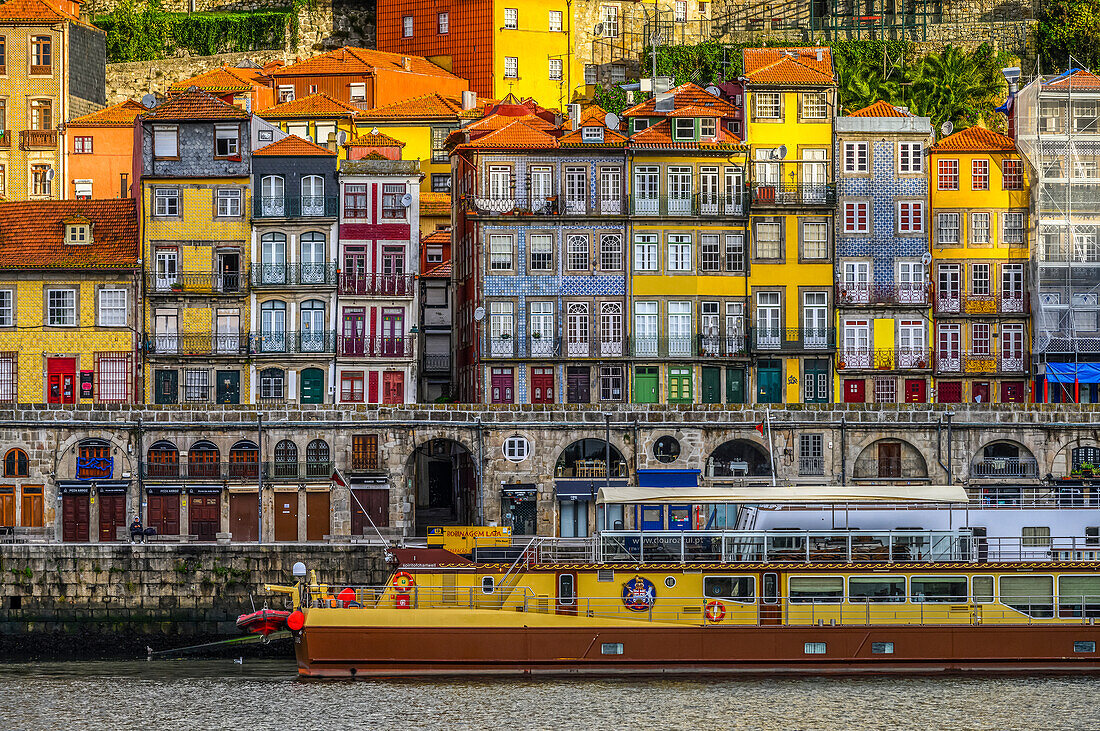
[500,332,511,340]
[170,281,183,292]
[1081,462,1095,478]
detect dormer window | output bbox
[673,118,695,140]
[582,126,604,143]
[700,117,716,138]
[633,118,650,133]
[66,223,90,244]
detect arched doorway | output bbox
[706,440,772,478]
[408,439,476,536]
[853,439,928,480]
[554,439,628,537]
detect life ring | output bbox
[391,571,415,592]
[705,600,726,623]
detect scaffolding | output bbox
[1015,68,1100,392]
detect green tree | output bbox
[907,45,1004,131]
[1038,0,1100,72]
[835,54,904,113]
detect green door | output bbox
[154,369,178,405]
[668,367,692,403]
[634,366,658,403]
[215,370,240,404]
[757,359,782,404]
[804,358,829,403]
[702,367,721,403]
[300,367,324,404]
[726,367,746,404]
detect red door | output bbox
[341,309,365,356]
[531,367,554,404]
[62,494,89,542]
[843,378,865,403]
[382,371,404,404]
[972,381,990,404]
[98,494,126,542]
[1002,381,1026,403]
[189,494,220,540]
[904,379,926,403]
[491,367,514,404]
[148,493,180,536]
[47,357,76,404]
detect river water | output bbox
[0,660,1098,730]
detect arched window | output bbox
[300,299,327,352]
[555,439,626,479]
[188,441,219,478]
[305,439,330,478]
[260,232,287,284]
[273,439,298,478]
[77,438,112,479]
[260,368,285,401]
[229,440,259,479]
[4,448,27,478]
[260,300,287,352]
[147,440,178,478]
[260,175,285,216]
[301,175,325,216]
[300,232,327,283]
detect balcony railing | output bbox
[146,272,246,295]
[0,130,10,149]
[252,195,338,218]
[464,195,626,217]
[837,282,930,307]
[971,457,1040,479]
[484,336,626,359]
[20,129,58,150]
[251,330,337,355]
[250,263,337,287]
[630,192,748,217]
[339,335,414,358]
[936,351,1029,374]
[264,460,335,480]
[146,333,251,356]
[423,353,452,371]
[799,456,825,476]
[837,347,932,371]
[698,333,750,358]
[750,183,836,206]
[141,461,259,480]
[339,273,414,297]
[752,327,835,352]
[935,293,1029,316]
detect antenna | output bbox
[604,112,619,130]
[941,121,953,137]
[141,93,157,108]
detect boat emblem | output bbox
[621,576,656,612]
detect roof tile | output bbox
[357,92,494,120]
[743,47,835,85]
[68,100,147,128]
[350,129,405,147]
[142,86,250,121]
[168,65,261,94]
[455,119,559,150]
[419,193,450,216]
[253,134,336,157]
[1045,69,1100,90]
[931,126,1016,152]
[622,82,740,117]
[271,46,461,81]
[847,100,913,117]
[0,199,138,269]
[260,92,362,119]
[0,0,88,26]
[628,118,745,149]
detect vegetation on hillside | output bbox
[1038,0,1100,72]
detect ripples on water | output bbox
[0,660,1098,731]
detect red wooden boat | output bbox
[236,608,291,636]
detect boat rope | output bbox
[146,630,291,659]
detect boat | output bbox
[235,607,291,636]
[268,484,1100,676]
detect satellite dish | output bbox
[337,130,347,145]
[306,134,314,143]
[941,121,953,137]
[473,306,486,322]
[604,112,619,130]
[45,168,55,182]
[401,192,413,207]
[372,127,380,135]
[141,93,157,108]
[773,144,787,159]
[921,252,933,266]
[705,85,721,97]
[593,22,604,35]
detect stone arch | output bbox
[853,438,928,480]
[971,439,1039,479]
[706,439,772,478]
[554,439,627,478]
[1050,438,1100,478]
[405,438,477,536]
[147,440,179,478]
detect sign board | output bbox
[80,370,94,399]
[427,525,512,554]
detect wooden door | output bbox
[972,381,990,404]
[490,367,513,404]
[843,378,866,403]
[702,366,721,403]
[274,492,298,541]
[148,493,180,535]
[725,367,745,403]
[229,492,258,542]
[47,357,76,405]
[305,491,330,541]
[566,366,590,403]
[155,369,178,404]
[20,486,43,527]
[215,370,240,404]
[530,367,554,404]
[62,494,89,542]
[756,361,781,403]
[381,309,405,356]
[904,378,926,403]
[351,489,389,534]
[382,371,404,404]
[759,572,782,625]
[300,367,324,404]
[0,487,14,526]
[98,494,126,542]
[878,442,902,478]
[189,494,220,541]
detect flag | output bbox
[755,422,764,436]
[330,468,348,487]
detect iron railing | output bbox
[0,130,10,148]
[798,456,825,476]
[936,351,1028,374]
[250,263,338,286]
[252,195,338,218]
[750,183,836,206]
[423,354,452,371]
[145,272,246,295]
[339,335,414,358]
[836,282,930,307]
[339,273,414,296]
[264,460,335,480]
[752,327,835,352]
[76,457,113,480]
[251,330,337,355]
[837,348,933,371]
[20,129,57,149]
[141,460,259,480]
[936,293,1029,315]
[145,333,250,356]
[630,192,748,217]
[971,457,1040,479]
[484,335,626,359]
[463,194,626,217]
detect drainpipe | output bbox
[257,413,263,543]
[135,416,144,523]
[601,413,611,531]
[476,416,484,525]
[839,415,846,485]
[946,411,954,485]
[936,416,949,482]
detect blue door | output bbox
[668,505,692,530]
[638,504,664,531]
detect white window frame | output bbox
[938,212,960,245]
[153,126,178,158]
[216,188,242,217]
[504,7,518,28]
[802,91,828,119]
[402,15,413,36]
[970,212,990,245]
[154,187,179,217]
[549,58,563,81]
[667,234,692,271]
[843,142,868,173]
[843,201,869,234]
[504,57,518,78]
[0,291,12,327]
[897,200,924,233]
[754,92,781,119]
[438,11,448,33]
[899,142,923,173]
[634,234,658,271]
[47,288,76,327]
[489,235,513,271]
[98,288,127,327]
[549,10,563,31]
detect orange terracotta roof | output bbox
[68,100,147,128]
[350,129,405,147]
[142,87,250,121]
[271,46,462,81]
[422,227,451,244]
[743,47,834,86]
[253,134,336,157]
[621,83,740,117]
[0,0,88,26]
[847,100,913,117]
[1045,69,1100,90]
[422,260,451,278]
[168,66,262,94]
[358,92,494,120]
[260,92,361,119]
[419,193,450,216]
[559,125,628,147]
[455,119,559,150]
[931,126,1016,152]
[628,118,745,149]
[0,199,138,269]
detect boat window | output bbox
[911,576,968,603]
[872,642,894,654]
[789,575,843,603]
[482,576,495,594]
[972,575,994,603]
[848,576,906,603]
[763,573,778,604]
[558,574,575,605]
[668,506,690,524]
[1059,575,1100,618]
[641,506,662,524]
[703,576,755,603]
[1000,575,1053,618]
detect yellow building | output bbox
[138,89,253,405]
[742,47,837,404]
[0,199,139,403]
[258,93,360,159]
[622,84,750,404]
[929,126,1030,405]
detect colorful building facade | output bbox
[258,93,361,158]
[65,99,144,200]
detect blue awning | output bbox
[637,469,700,489]
[555,479,627,501]
[1046,362,1100,384]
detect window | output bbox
[0,291,11,327]
[0,36,5,72]
[382,184,405,219]
[426,246,443,265]
[348,83,366,102]
[1022,526,1051,547]
[74,136,92,154]
[1003,212,1025,244]
[804,642,827,654]
[897,201,923,233]
[1003,159,1024,190]
[351,434,379,469]
[701,234,720,271]
[47,289,75,326]
[31,35,51,70]
[402,15,413,36]
[970,212,990,245]
[504,7,518,28]
[699,117,716,138]
[704,576,755,602]
[938,159,959,190]
[504,57,518,78]
[1075,641,1097,653]
[431,173,450,192]
[502,435,530,462]
[899,142,923,173]
[184,369,209,403]
[31,165,51,196]
[725,234,745,272]
[874,376,897,403]
[490,235,513,270]
[600,5,619,35]
[969,158,990,190]
[850,576,906,602]
[529,234,553,271]
[344,184,367,218]
[872,642,895,654]
[634,234,658,271]
[341,371,365,402]
[66,223,89,244]
[153,126,178,158]
[667,234,691,271]
[549,10,562,31]
[799,434,824,475]
[802,92,827,119]
[549,59,562,80]
[582,126,603,142]
[754,92,780,119]
[674,0,687,20]
[0,354,13,403]
[843,202,869,233]
[276,86,294,103]
[600,234,622,271]
[567,234,590,270]
[4,449,27,477]
[674,117,695,140]
[843,142,868,173]
[802,222,828,259]
[98,289,127,327]
[755,222,781,259]
[154,188,179,216]
[29,98,51,129]
[260,369,284,400]
[216,188,242,217]
[437,11,448,33]
[937,212,960,245]
[214,126,238,157]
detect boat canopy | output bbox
[594,484,970,505]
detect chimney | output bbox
[568,103,582,129]
[402,56,411,71]
[816,48,823,62]
[461,90,476,111]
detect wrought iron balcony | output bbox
[423,353,452,371]
[698,333,749,358]
[141,461,259,481]
[263,460,335,481]
[252,195,338,218]
[837,282,930,307]
[463,194,626,217]
[146,272,246,295]
[20,129,57,150]
[339,272,414,297]
[799,456,825,477]
[935,293,1029,316]
[483,335,625,359]
[752,327,835,352]
[145,333,251,356]
[750,183,835,207]
[339,335,414,358]
[936,351,1029,374]
[630,192,748,217]
[837,347,932,371]
[971,457,1039,479]
[250,263,338,287]
[251,330,337,355]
